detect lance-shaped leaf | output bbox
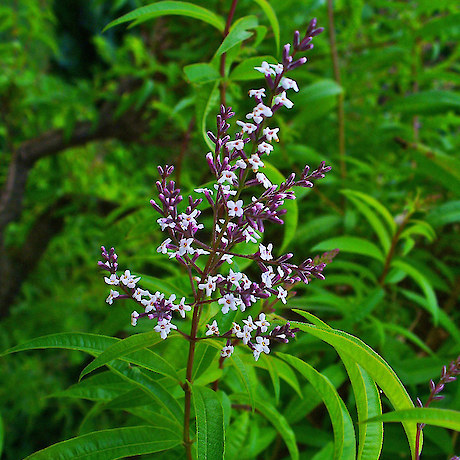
[278,353,356,460]
[252,0,279,49]
[214,16,258,59]
[192,385,225,460]
[103,1,225,32]
[312,236,384,262]
[79,331,179,382]
[24,426,181,459]
[364,408,460,431]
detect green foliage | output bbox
[0,0,459,459]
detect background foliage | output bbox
[0,0,459,458]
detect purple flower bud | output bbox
[207,131,217,143]
[293,30,300,48]
[310,27,324,37]
[288,57,307,70]
[306,18,317,35]
[416,397,423,407]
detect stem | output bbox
[326,0,346,180]
[219,0,239,106]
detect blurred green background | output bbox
[0,0,459,458]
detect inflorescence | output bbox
[98,19,337,361]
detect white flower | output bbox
[141,296,157,313]
[246,103,273,124]
[227,269,243,286]
[221,254,234,264]
[157,216,175,231]
[255,313,270,333]
[280,76,299,92]
[236,120,258,134]
[262,127,280,142]
[274,91,294,109]
[227,199,244,218]
[261,267,275,288]
[178,238,195,256]
[157,238,172,254]
[198,275,218,297]
[104,273,119,285]
[256,172,272,189]
[248,88,266,98]
[132,287,148,301]
[206,320,220,336]
[238,325,252,345]
[226,140,245,151]
[243,315,257,331]
[243,227,261,243]
[248,154,264,172]
[254,61,275,76]
[253,347,262,361]
[131,311,139,326]
[270,63,284,74]
[277,286,288,304]
[171,297,191,318]
[154,319,177,340]
[194,187,213,195]
[106,289,120,305]
[235,159,247,170]
[232,322,242,335]
[221,345,234,358]
[218,293,239,314]
[258,142,274,155]
[195,248,210,256]
[215,183,237,196]
[120,270,140,288]
[218,169,238,185]
[179,209,202,231]
[240,273,252,290]
[256,336,270,354]
[259,243,273,261]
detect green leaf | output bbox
[229,55,277,81]
[427,200,460,227]
[365,408,460,431]
[312,236,385,262]
[192,385,225,460]
[278,353,356,460]
[229,349,256,411]
[297,79,343,104]
[25,426,181,459]
[260,353,280,403]
[342,189,396,235]
[79,331,180,382]
[196,81,220,150]
[231,393,299,460]
[391,260,439,324]
[252,0,279,49]
[0,412,3,457]
[391,90,460,115]
[214,16,258,59]
[184,63,220,84]
[103,1,225,32]
[192,342,219,380]
[293,321,418,458]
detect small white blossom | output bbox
[221,254,234,264]
[218,293,239,314]
[246,103,273,124]
[255,313,270,333]
[226,139,245,151]
[280,76,299,92]
[227,269,243,286]
[270,63,284,74]
[256,336,270,354]
[262,127,280,142]
[227,199,244,218]
[277,286,288,304]
[248,88,266,98]
[240,273,252,289]
[243,227,261,243]
[259,243,273,261]
[154,319,177,340]
[274,91,294,109]
[157,238,172,254]
[261,267,275,288]
[157,216,175,231]
[131,311,139,326]
[235,159,247,170]
[104,273,119,285]
[218,169,238,185]
[106,289,120,305]
[198,275,218,297]
[206,320,220,336]
[253,347,262,361]
[248,154,264,172]
[195,248,210,256]
[232,322,242,335]
[132,287,148,301]
[215,183,237,196]
[254,61,275,76]
[238,325,252,345]
[171,297,191,318]
[236,120,257,134]
[179,210,202,231]
[258,142,274,155]
[120,270,140,289]
[178,238,195,256]
[221,345,234,358]
[256,172,272,189]
[243,315,257,331]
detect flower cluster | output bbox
[98,19,335,360]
